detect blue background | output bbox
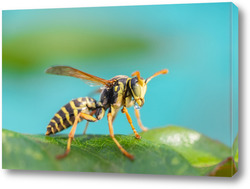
[2,3,238,147]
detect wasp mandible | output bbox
[45,66,168,160]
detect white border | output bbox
[0,0,240,10]
[1,0,249,188]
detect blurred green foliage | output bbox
[3,28,150,72]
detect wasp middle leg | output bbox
[121,107,141,139]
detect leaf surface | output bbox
[2,128,199,175]
[233,134,238,163]
[140,126,231,167]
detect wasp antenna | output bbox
[146,69,168,83]
[131,71,144,86]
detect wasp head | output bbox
[130,69,168,107]
[130,74,147,107]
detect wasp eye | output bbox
[133,83,141,97]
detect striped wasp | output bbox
[46,66,168,160]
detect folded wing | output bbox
[46,66,114,88]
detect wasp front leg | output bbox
[121,107,141,139]
[107,106,134,160]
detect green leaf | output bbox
[140,126,231,167]
[2,129,199,175]
[233,134,238,163]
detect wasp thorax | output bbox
[130,77,147,107]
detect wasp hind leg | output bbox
[122,107,141,139]
[56,112,97,160]
[134,109,148,132]
[107,108,134,160]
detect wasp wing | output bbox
[45,66,114,88]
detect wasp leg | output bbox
[112,111,118,123]
[57,112,97,159]
[83,110,96,135]
[83,122,89,135]
[107,111,134,160]
[121,107,141,139]
[134,109,148,132]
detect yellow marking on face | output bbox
[51,119,60,131]
[77,97,83,102]
[55,114,67,129]
[51,127,55,134]
[141,83,147,97]
[47,125,51,128]
[114,86,118,91]
[61,107,73,125]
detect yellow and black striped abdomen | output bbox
[46,97,97,135]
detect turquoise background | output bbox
[2,3,238,147]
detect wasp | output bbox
[45,66,168,160]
